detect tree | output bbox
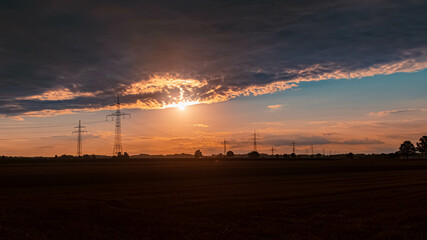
[226,151,234,158]
[123,152,130,159]
[399,141,416,159]
[346,152,354,160]
[283,154,289,159]
[194,150,203,158]
[248,151,259,159]
[416,136,427,155]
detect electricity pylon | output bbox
[106,95,130,156]
[292,141,295,154]
[253,131,257,152]
[73,120,87,156]
[224,139,227,156]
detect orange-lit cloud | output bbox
[121,75,298,110]
[0,107,110,121]
[2,56,427,119]
[190,123,209,128]
[267,104,282,111]
[285,57,427,85]
[17,88,101,101]
[370,108,426,117]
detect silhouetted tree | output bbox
[283,154,289,159]
[194,150,203,158]
[290,153,296,159]
[346,152,354,160]
[399,141,416,159]
[248,151,259,159]
[226,151,234,158]
[416,136,427,155]
[123,152,130,159]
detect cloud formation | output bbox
[267,104,282,112]
[1,0,427,117]
[370,108,426,117]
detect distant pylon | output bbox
[224,139,227,156]
[73,120,87,156]
[311,144,314,156]
[106,95,131,156]
[292,141,295,154]
[253,131,257,152]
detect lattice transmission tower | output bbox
[292,141,295,154]
[253,130,258,152]
[73,120,87,156]
[106,95,131,156]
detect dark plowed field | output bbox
[1,159,427,239]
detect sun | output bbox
[177,102,187,110]
[164,100,200,110]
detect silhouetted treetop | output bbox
[417,136,427,155]
[194,150,203,158]
[226,151,234,158]
[399,141,416,159]
[248,151,259,159]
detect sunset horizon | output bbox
[2,69,427,157]
[1,1,427,239]
[1,1,427,157]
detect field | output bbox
[1,159,427,239]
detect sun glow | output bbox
[177,102,186,110]
[165,100,199,110]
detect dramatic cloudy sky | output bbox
[1,0,427,156]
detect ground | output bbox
[1,159,427,239]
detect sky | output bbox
[1,0,427,156]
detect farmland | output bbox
[1,159,427,239]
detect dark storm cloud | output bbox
[1,0,427,116]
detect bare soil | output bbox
[1,159,427,239]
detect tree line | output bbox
[193,136,427,160]
[399,136,427,159]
